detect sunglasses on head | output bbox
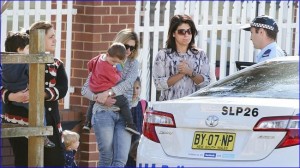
[177,28,192,35]
[124,44,136,52]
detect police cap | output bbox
[242,15,278,32]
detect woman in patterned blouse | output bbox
[153,14,211,101]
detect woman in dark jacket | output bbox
[1,21,68,166]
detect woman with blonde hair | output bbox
[81,28,139,166]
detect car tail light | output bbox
[253,116,299,148]
[142,110,176,143]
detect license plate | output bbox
[192,131,236,151]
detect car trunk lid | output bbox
[152,97,298,161]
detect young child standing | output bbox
[131,77,148,134]
[62,130,80,168]
[2,32,55,148]
[86,42,139,135]
[126,77,149,166]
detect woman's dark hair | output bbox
[165,14,198,53]
[5,32,29,52]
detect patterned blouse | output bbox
[153,48,210,101]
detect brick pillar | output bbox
[71,1,136,166]
[1,139,15,166]
[79,132,99,167]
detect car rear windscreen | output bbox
[193,61,299,99]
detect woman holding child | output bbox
[81,28,140,166]
[1,21,68,166]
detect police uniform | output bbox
[255,42,286,62]
[242,15,287,63]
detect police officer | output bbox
[242,15,287,63]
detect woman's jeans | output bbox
[92,109,132,167]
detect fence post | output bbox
[28,29,46,167]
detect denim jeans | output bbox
[92,109,132,167]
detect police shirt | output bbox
[256,42,286,63]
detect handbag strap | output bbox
[140,99,147,114]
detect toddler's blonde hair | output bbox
[62,130,80,148]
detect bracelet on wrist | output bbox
[4,90,12,104]
[189,71,196,78]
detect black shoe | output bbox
[82,122,91,132]
[44,137,55,148]
[125,124,140,135]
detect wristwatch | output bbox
[189,71,196,78]
[108,90,113,96]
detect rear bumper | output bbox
[137,137,299,167]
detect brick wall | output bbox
[1,139,15,166]
[1,1,136,167]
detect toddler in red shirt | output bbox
[88,42,139,135]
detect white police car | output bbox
[137,56,299,167]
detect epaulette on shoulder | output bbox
[262,49,271,57]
